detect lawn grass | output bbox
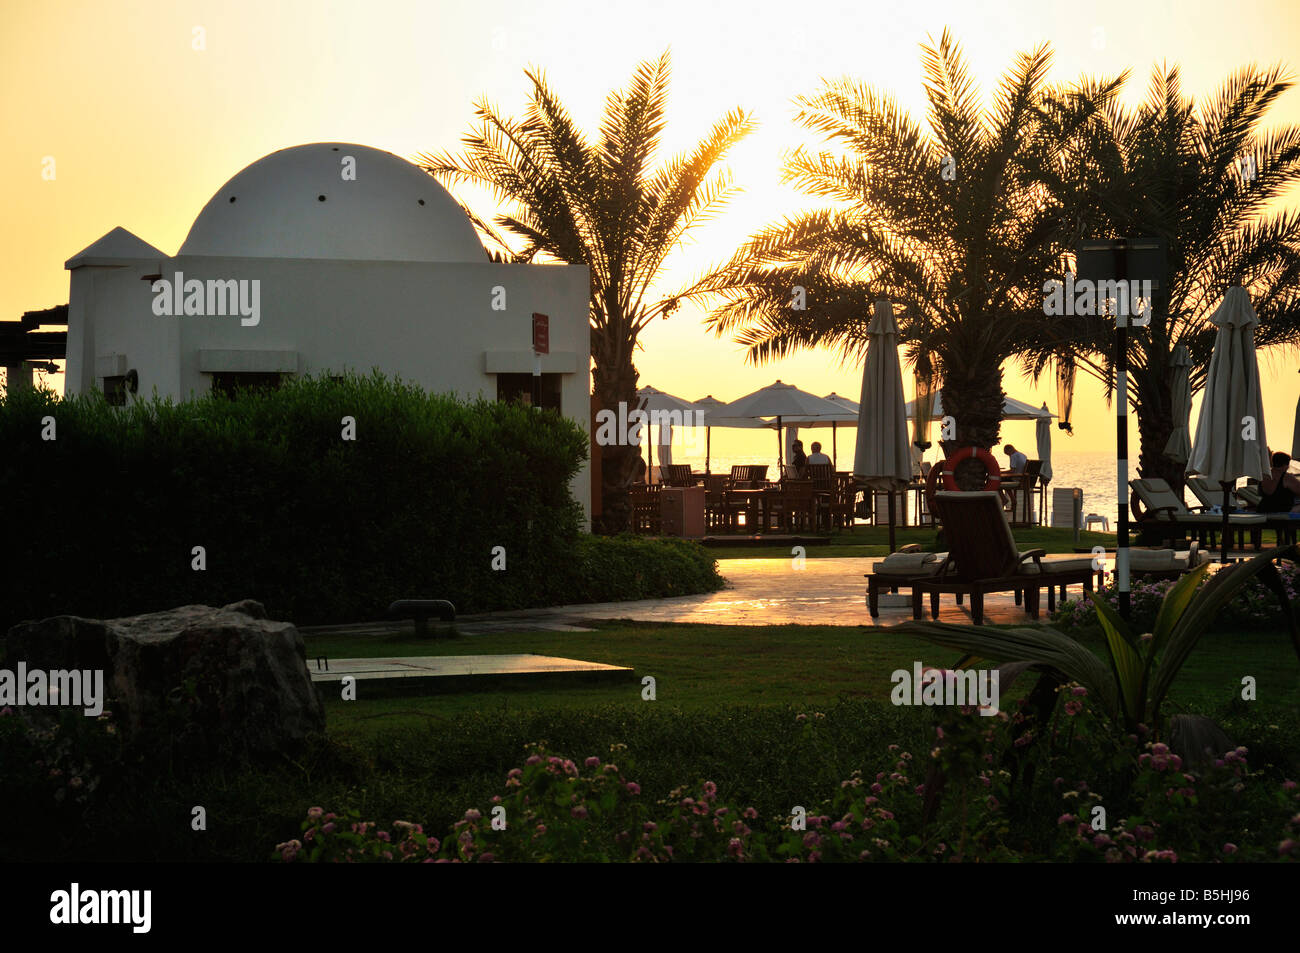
[303,618,1300,741]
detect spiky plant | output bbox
[418,53,754,532]
[896,547,1299,757]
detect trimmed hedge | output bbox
[0,374,720,629]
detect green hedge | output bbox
[0,374,719,629]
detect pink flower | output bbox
[571,806,588,819]
[464,809,482,822]
[626,782,641,795]
[525,755,541,766]
[1223,843,1238,855]
[307,807,323,819]
[585,757,601,768]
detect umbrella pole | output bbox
[777,416,784,473]
[1220,482,1232,563]
[706,428,711,475]
[887,486,897,554]
[832,422,837,468]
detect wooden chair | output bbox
[1022,460,1045,525]
[828,473,858,531]
[914,491,1096,625]
[629,483,662,534]
[704,474,736,532]
[769,479,817,533]
[662,464,695,487]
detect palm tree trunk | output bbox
[591,335,639,535]
[1135,385,1183,496]
[938,363,1005,490]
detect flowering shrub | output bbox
[275,704,1300,863]
[1052,562,1300,633]
[1057,742,1300,863]
[0,706,120,819]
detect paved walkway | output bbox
[299,557,1096,638]
[528,557,1083,628]
[326,556,1082,633]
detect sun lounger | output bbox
[1130,478,1265,549]
[914,491,1095,625]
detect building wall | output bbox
[66,255,593,526]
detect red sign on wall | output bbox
[532,312,549,354]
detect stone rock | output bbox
[4,600,325,757]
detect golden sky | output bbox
[4,0,1300,460]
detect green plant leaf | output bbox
[1088,591,1145,727]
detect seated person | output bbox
[630,447,647,485]
[1003,444,1028,473]
[790,440,808,478]
[807,442,832,466]
[1259,450,1300,512]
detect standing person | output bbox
[630,445,647,485]
[1003,444,1028,473]
[1259,451,1300,512]
[807,442,832,466]
[790,440,808,478]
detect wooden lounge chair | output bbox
[1130,477,1266,549]
[865,548,953,617]
[914,491,1096,625]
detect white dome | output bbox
[180,143,485,262]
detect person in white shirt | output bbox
[1003,444,1028,473]
[807,442,832,466]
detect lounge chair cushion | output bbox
[1017,556,1095,576]
[872,551,947,575]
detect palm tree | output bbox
[1023,64,1300,494]
[691,31,1115,469]
[418,53,754,532]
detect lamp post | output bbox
[1075,238,1166,620]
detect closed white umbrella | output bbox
[1186,287,1271,561]
[1036,402,1053,484]
[1164,345,1192,465]
[854,299,912,552]
[1292,379,1300,459]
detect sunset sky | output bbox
[4,0,1300,462]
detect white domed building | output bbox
[64,143,592,523]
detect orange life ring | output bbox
[940,446,1002,492]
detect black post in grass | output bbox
[1076,238,1166,620]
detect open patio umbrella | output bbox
[636,386,697,479]
[854,300,912,553]
[1164,345,1193,465]
[718,381,854,471]
[905,392,1055,421]
[1186,287,1271,562]
[822,392,860,467]
[692,395,765,474]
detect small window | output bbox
[211,372,283,400]
[496,373,562,412]
[103,376,127,406]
